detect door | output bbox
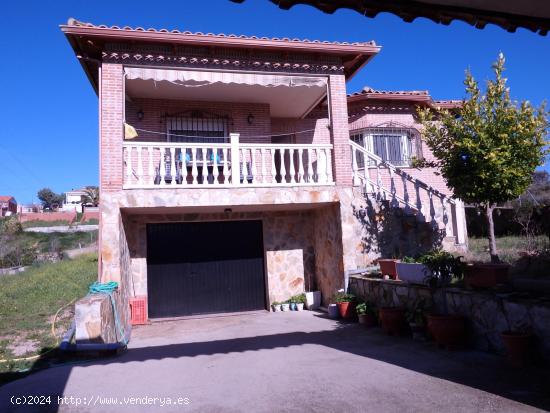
[147,220,266,318]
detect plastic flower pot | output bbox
[378,259,399,280]
[271,304,281,312]
[290,302,297,311]
[464,263,510,289]
[296,303,304,311]
[427,314,465,350]
[379,307,405,335]
[358,313,377,327]
[328,304,339,319]
[396,263,431,285]
[501,331,532,367]
[305,291,321,310]
[409,322,427,341]
[281,303,290,311]
[337,301,357,320]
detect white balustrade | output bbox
[122,137,334,189]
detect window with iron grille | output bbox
[165,113,230,143]
[351,125,421,167]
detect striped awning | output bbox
[124,67,327,88]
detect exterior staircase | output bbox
[349,140,466,257]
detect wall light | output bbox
[137,109,144,120]
[247,113,254,125]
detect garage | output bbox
[146,220,267,318]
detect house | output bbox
[18,204,43,214]
[61,19,467,343]
[61,188,90,213]
[0,196,17,217]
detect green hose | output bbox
[88,281,128,345]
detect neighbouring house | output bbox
[61,18,467,343]
[0,196,17,217]
[61,188,90,213]
[18,204,43,214]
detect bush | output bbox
[0,217,22,235]
[334,292,356,303]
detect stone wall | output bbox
[349,276,550,361]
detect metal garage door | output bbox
[147,220,266,318]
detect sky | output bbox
[1,0,549,204]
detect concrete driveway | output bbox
[1,311,549,413]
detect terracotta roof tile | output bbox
[65,18,378,47]
[348,87,462,109]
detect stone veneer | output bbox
[349,276,550,362]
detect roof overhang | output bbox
[231,0,550,36]
[60,19,381,93]
[347,89,462,109]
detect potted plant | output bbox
[396,256,431,285]
[421,250,466,350]
[464,263,510,289]
[379,307,406,336]
[305,291,321,310]
[334,291,357,320]
[356,301,377,327]
[406,298,431,341]
[281,300,290,312]
[289,297,297,311]
[271,301,281,312]
[292,293,306,311]
[378,258,399,280]
[501,322,533,367]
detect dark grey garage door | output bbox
[147,220,266,318]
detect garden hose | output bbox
[0,298,76,363]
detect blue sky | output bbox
[1,0,549,204]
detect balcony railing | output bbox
[123,133,334,189]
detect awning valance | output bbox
[124,67,327,89]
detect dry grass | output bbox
[465,235,549,264]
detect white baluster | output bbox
[148,147,154,185]
[250,148,256,184]
[297,148,304,183]
[326,147,333,183]
[271,148,277,184]
[222,148,229,185]
[261,148,267,184]
[376,162,382,198]
[191,147,198,185]
[319,148,328,184]
[306,148,313,183]
[212,146,219,185]
[289,148,296,184]
[352,147,359,185]
[169,147,176,186]
[280,148,287,183]
[136,147,143,184]
[126,146,132,186]
[160,148,167,186]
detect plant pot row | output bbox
[271,303,304,312]
[378,259,510,289]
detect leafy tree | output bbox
[82,186,99,207]
[37,188,64,209]
[417,54,548,263]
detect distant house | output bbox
[61,188,92,213]
[0,196,17,217]
[18,204,43,214]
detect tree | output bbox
[37,188,64,209]
[82,186,99,207]
[417,54,548,263]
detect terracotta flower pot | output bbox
[379,307,405,336]
[427,314,465,350]
[464,263,510,289]
[358,313,377,327]
[337,301,357,320]
[378,259,399,280]
[501,331,532,367]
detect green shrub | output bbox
[334,292,356,303]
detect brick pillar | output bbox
[99,63,124,282]
[328,74,352,187]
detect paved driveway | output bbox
[1,311,549,412]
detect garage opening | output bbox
[146,220,266,318]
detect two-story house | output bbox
[0,196,17,217]
[61,19,466,344]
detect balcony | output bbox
[123,133,334,189]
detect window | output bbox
[352,127,420,167]
[165,114,229,143]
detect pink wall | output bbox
[19,211,77,223]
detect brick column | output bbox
[99,63,124,283]
[328,74,352,187]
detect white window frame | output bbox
[362,132,412,167]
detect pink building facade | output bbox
[62,19,466,343]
